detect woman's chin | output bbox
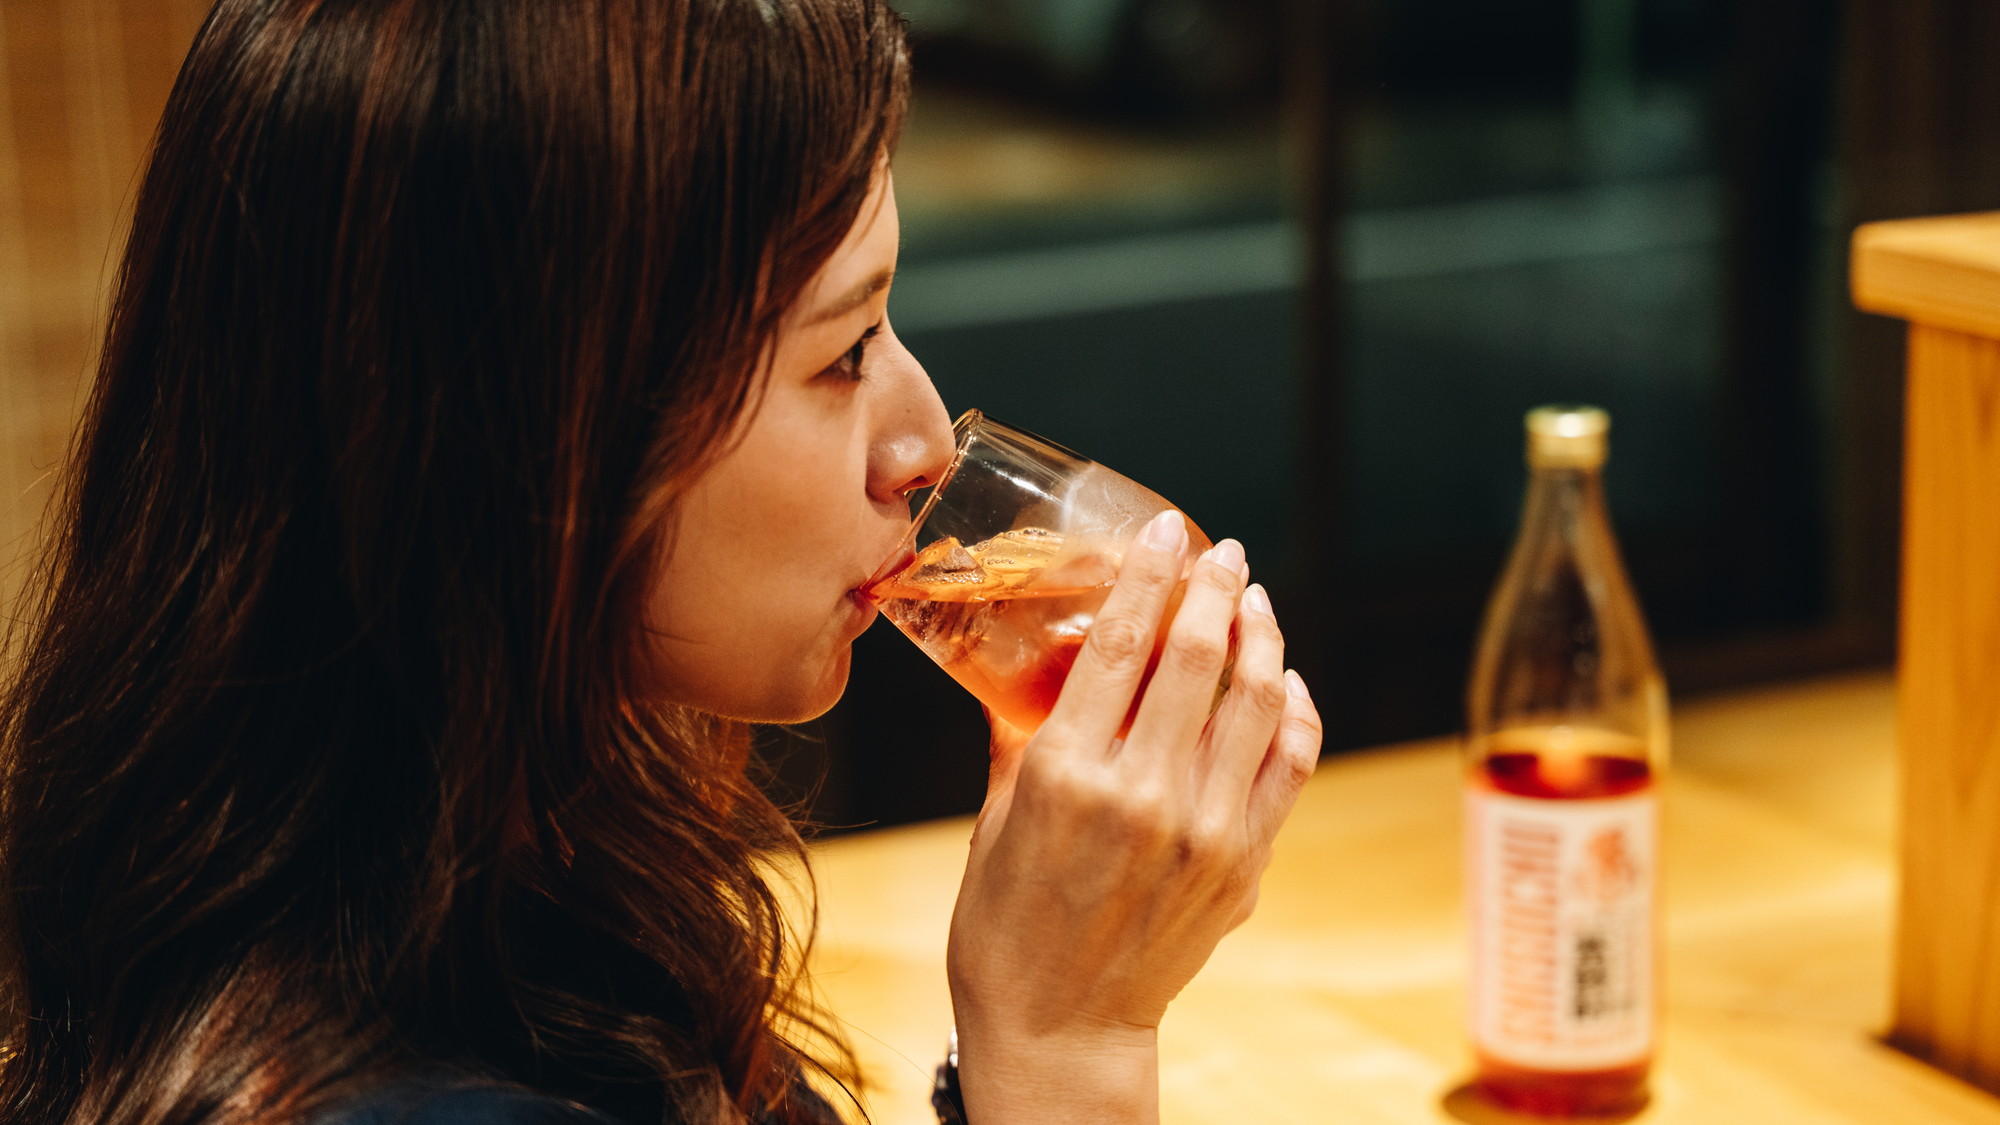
[723,648,853,725]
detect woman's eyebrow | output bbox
[805,268,894,326]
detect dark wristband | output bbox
[931,1029,966,1125]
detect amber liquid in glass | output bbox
[866,525,1207,735]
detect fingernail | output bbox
[1244,583,1273,616]
[1140,509,1187,554]
[1206,538,1245,574]
[1285,669,1311,701]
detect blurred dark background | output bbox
[773,0,2000,829]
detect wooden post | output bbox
[1853,213,2000,1093]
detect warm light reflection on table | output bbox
[805,671,2000,1124]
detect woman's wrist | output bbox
[951,1020,1160,1125]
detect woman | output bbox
[0,0,1322,1122]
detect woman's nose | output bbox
[868,325,956,506]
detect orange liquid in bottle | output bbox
[1468,733,1656,1118]
[1467,409,1664,1119]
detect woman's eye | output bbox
[825,322,883,383]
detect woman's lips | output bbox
[844,589,880,635]
[854,540,910,604]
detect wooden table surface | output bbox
[804,670,2000,1124]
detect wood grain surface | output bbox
[1890,323,2000,1091]
[807,672,2000,1124]
[1852,212,2000,1097]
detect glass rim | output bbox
[906,407,985,542]
[871,408,983,584]
[872,409,1099,586]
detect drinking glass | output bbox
[864,410,1220,736]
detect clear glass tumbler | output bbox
[864,410,1217,736]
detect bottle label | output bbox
[1466,787,1656,1070]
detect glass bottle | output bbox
[1464,405,1668,1117]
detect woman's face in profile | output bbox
[645,169,955,722]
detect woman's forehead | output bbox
[797,169,899,321]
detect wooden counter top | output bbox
[1853,212,2000,339]
[804,670,2000,1123]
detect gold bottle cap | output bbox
[1525,405,1609,468]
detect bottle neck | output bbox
[1468,454,1666,763]
[1518,463,1612,545]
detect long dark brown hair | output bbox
[0,0,907,1121]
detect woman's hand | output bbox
[946,509,1324,1124]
